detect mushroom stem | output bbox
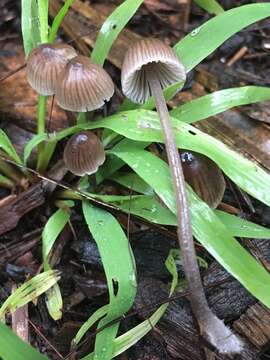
[146,66,243,354]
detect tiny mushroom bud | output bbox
[181,151,225,209]
[121,38,243,354]
[55,55,114,112]
[63,131,105,176]
[26,43,77,95]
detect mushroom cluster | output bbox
[26,43,115,176]
[26,43,114,113]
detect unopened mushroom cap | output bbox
[121,38,186,104]
[26,43,77,95]
[181,151,225,209]
[55,55,115,112]
[63,131,105,176]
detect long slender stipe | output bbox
[146,65,243,354]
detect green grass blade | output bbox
[23,109,270,209]
[110,146,270,307]
[91,0,144,66]
[82,202,137,360]
[175,3,270,72]
[0,322,48,360]
[0,271,60,320]
[109,172,154,195]
[42,208,70,268]
[82,249,179,360]
[37,0,49,43]
[193,0,224,15]
[0,129,22,165]
[48,0,74,42]
[42,207,70,320]
[216,211,270,239]
[90,193,177,225]
[170,86,270,124]
[31,0,41,47]
[21,0,34,55]
[73,305,108,345]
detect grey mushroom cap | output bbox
[121,38,186,104]
[26,43,77,95]
[55,55,115,112]
[63,131,106,176]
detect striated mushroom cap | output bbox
[63,131,105,176]
[121,38,186,104]
[181,150,226,209]
[55,55,114,112]
[26,43,77,95]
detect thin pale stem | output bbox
[146,68,209,319]
[145,68,243,355]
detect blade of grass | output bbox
[169,86,270,124]
[0,271,60,320]
[83,202,137,360]
[42,207,70,320]
[21,0,34,56]
[24,108,270,209]
[193,0,224,15]
[109,146,270,307]
[48,0,74,42]
[0,322,48,360]
[82,248,179,360]
[91,0,144,66]
[37,0,49,43]
[0,129,22,165]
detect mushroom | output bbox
[121,38,242,354]
[181,151,225,209]
[63,131,105,176]
[26,43,77,95]
[55,55,114,112]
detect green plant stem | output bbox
[37,95,47,172]
[0,157,24,185]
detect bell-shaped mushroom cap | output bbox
[55,55,114,112]
[121,38,186,104]
[181,151,226,209]
[26,43,77,95]
[63,131,105,176]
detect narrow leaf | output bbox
[193,0,224,15]
[83,203,137,360]
[91,0,144,66]
[110,146,270,307]
[0,323,48,360]
[0,129,22,165]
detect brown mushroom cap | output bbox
[55,55,114,112]
[121,38,186,104]
[63,131,105,176]
[181,150,226,209]
[26,43,77,95]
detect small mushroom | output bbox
[181,151,225,209]
[55,55,114,112]
[63,131,105,176]
[121,38,243,354]
[26,43,77,95]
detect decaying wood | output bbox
[234,303,270,349]
[0,182,45,235]
[0,160,67,236]
[133,233,270,359]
